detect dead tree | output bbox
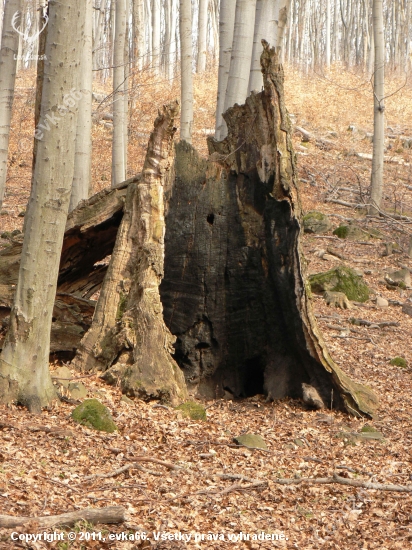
[0,44,378,416]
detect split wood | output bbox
[0,506,126,529]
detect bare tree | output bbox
[0,0,23,211]
[222,0,257,138]
[197,0,208,72]
[179,0,193,143]
[215,0,236,140]
[112,0,127,186]
[369,0,384,214]
[0,0,84,412]
[70,0,93,211]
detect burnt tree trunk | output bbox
[160,42,377,417]
[0,45,378,415]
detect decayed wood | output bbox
[161,41,378,417]
[71,102,187,404]
[0,182,129,354]
[0,506,126,529]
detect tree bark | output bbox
[222,0,257,139]
[71,102,187,405]
[215,0,236,140]
[179,0,194,143]
[369,0,385,215]
[197,0,208,72]
[0,0,85,413]
[112,0,127,186]
[70,0,93,211]
[0,0,23,211]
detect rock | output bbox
[175,401,207,421]
[302,211,331,234]
[402,302,412,317]
[302,383,325,409]
[0,210,9,216]
[72,399,117,432]
[293,438,305,447]
[53,366,72,389]
[385,268,411,288]
[68,382,87,400]
[376,296,388,308]
[323,290,352,309]
[390,356,408,368]
[333,224,367,241]
[309,266,370,302]
[233,434,268,450]
[120,395,134,406]
[381,242,401,256]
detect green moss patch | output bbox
[390,356,408,368]
[175,401,207,421]
[309,266,370,302]
[71,399,118,433]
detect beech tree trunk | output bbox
[179,0,194,143]
[197,0,208,72]
[0,0,23,211]
[215,0,236,140]
[0,0,84,413]
[369,0,385,215]
[70,0,93,211]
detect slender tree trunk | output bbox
[0,0,23,211]
[167,0,177,80]
[215,0,236,140]
[70,0,93,211]
[179,0,193,143]
[276,0,291,58]
[124,0,130,172]
[0,0,84,412]
[132,0,145,70]
[326,0,331,68]
[152,0,160,73]
[197,0,208,72]
[112,0,126,186]
[369,0,384,215]
[248,0,267,94]
[222,0,257,138]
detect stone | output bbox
[71,399,117,432]
[120,395,134,405]
[233,434,268,450]
[175,401,207,421]
[309,266,370,302]
[333,224,366,241]
[302,383,325,409]
[385,268,411,288]
[302,211,331,234]
[293,438,305,447]
[53,366,72,389]
[402,302,412,317]
[68,382,87,400]
[323,290,352,309]
[376,296,388,308]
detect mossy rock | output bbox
[233,433,268,450]
[302,211,331,234]
[333,224,367,241]
[175,401,207,421]
[390,356,408,368]
[71,399,118,433]
[309,266,370,302]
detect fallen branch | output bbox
[349,318,400,328]
[0,506,126,529]
[83,457,180,482]
[273,472,412,492]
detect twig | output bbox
[273,473,412,492]
[82,456,180,482]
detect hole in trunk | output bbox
[207,213,215,225]
[243,356,265,397]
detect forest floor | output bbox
[1,64,412,549]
